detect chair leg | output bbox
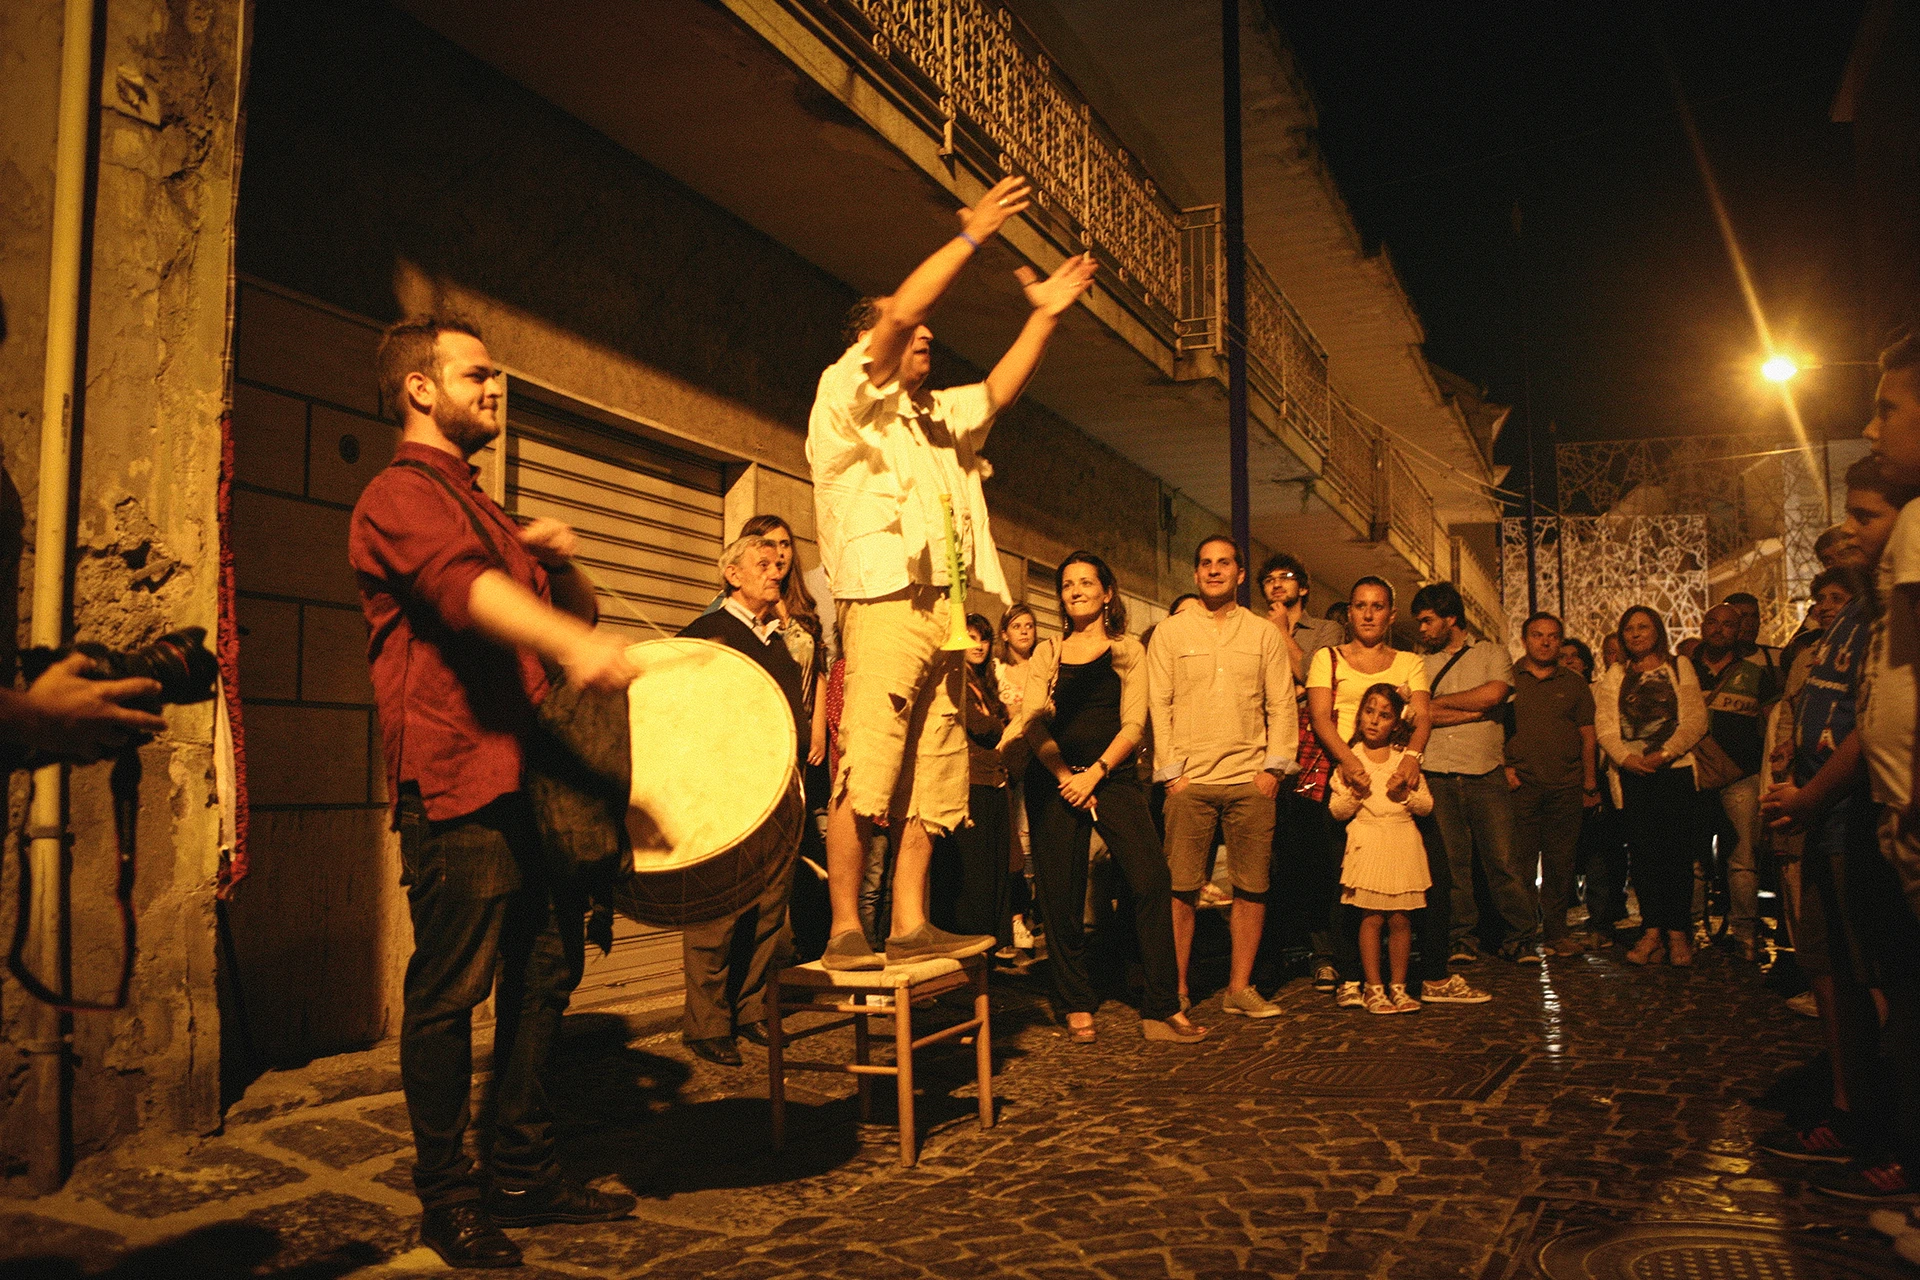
[973,962,993,1130]
[768,981,786,1152]
[895,987,916,1168]
[853,997,872,1125]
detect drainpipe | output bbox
[26,0,100,1195]
[1222,0,1250,606]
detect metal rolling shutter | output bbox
[1025,558,1063,640]
[505,399,726,1011]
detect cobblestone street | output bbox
[2,942,1909,1278]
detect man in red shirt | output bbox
[350,317,636,1269]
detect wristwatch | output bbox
[1405,749,1423,762]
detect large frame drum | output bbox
[610,638,802,927]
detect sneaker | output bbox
[822,929,885,972]
[1811,1158,1920,1203]
[1362,984,1395,1015]
[1420,973,1492,1004]
[1011,916,1036,949]
[1221,985,1283,1018]
[487,1179,637,1227]
[1198,882,1234,909]
[993,945,1020,962]
[1311,960,1339,992]
[1334,981,1365,1010]
[1449,941,1479,965]
[1547,936,1586,957]
[1388,984,1421,1014]
[884,923,995,964]
[1868,1206,1920,1240]
[1756,1118,1860,1163]
[1785,990,1820,1018]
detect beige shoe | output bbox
[1362,984,1395,1015]
[1221,985,1283,1018]
[1142,1017,1209,1043]
[1388,984,1421,1014]
[1420,973,1491,1004]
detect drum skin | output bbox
[610,637,800,927]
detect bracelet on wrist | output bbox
[957,230,981,249]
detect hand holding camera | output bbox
[10,653,168,763]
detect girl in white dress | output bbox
[1329,683,1433,1015]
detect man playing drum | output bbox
[350,317,637,1269]
[809,175,1097,970]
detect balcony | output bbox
[802,1,1445,561]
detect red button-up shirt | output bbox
[349,442,551,823]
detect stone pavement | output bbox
[1,942,1911,1278]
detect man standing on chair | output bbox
[676,535,806,1066]
[809,175,1097,971]
[351,317,638,1269]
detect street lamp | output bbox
[1761,355,1799,383]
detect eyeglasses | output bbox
[1262,571,1300,584]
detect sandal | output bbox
[1142,1016,1208,1043]
[1388,984,1421,1014]
[1362,984,1395,1015]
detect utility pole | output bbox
[1223,0,1250,606]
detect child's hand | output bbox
[1339,758,1372,797]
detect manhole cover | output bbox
[1201,1052,1522,1100]
[1536,1223,1906,1280]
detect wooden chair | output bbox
[767,954,991,1167]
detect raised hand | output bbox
[958,175,1033,243]
[1014,253,1097,318]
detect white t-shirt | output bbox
[1861,500,1920,807]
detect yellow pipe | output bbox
[26,0,99,1195]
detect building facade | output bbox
[2,0,1505,1187]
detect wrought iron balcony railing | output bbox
[1384,446,1438,579]
[828,0,1182,318]
[1177,206,1330,457]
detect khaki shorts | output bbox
[1163,781,1275,894]
[834,586,969,837]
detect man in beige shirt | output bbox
[1148,536,1299,1017]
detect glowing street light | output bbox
[1761,355,1799,383]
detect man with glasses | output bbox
[1259,553,1346,990]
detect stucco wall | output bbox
[0,0,241,1186]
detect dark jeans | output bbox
[1026,764,1180,1021]
[1618,766,1697,932]
[1428,768,1533,948]
[932,783,1012,944]
[1577,798,1631,930]
[1512,781,1584,940]
[1273,786,1340,961]
[1333,813,1452,988]
[397,789,582,1211]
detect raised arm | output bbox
[984,254,1098,411]
[867,176,1032,388]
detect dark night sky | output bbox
[1276,2,1869,503]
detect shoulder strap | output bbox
[1432,644,1471,693]
[393,458,505,565]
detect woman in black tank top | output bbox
[1017,553,1205,1045]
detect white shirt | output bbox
[806,337,1011,605]
[722,596,782,646]
[1862,501,1920,807]
[1147,605,1298,786]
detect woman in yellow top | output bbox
[1307,577,1464,1009]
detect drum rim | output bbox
[622,636,798,869]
